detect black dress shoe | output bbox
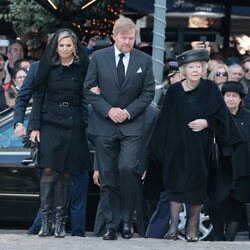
[103,228,117,240]
[122,222,134,239]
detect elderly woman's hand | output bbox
[188,119,208,132]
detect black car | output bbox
[0,107,99,230]
[0,108,228,240]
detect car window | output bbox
[0,118,29,151]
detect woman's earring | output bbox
[73,48,76,57]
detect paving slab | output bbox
[0,232,250,250]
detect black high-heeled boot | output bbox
[54,209,66,238]
[38,182,55,237]
[54,183,72,238]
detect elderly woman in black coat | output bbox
[208,81,250,241]
[29,28,92,238]
[148,49,242,242]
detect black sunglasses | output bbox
[215,72,228,77]
[244,68,250,73]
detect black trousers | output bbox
[95,131,142,229]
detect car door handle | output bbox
[22,159,33,165]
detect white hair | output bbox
[179,61,208,77]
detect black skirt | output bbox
[38,106,92,173]
[169,180,207,205]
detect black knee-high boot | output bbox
[38,182,55,237]
[54,183,72,238]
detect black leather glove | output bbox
[22,135,31,149]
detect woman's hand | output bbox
[29,130,40,142]
[90,86,101,95]
[188,119,208,132]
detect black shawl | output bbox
[148,79,242,200]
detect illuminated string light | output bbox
[74,0,124,38]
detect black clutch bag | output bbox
[30,141,39,165]
[22,136,39,165]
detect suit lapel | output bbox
[105,46,120,89]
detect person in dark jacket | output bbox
[4,67,27,108]
[208,81,250,241]
[0,85,7,111]
[14,61,39,137]
[240,57,250,109]
[84,17,155,240]
[14,60,90,237]
[145,62,183,239]
[29,28,92,238]
[148,49,242,242]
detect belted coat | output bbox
[30,61,92,173]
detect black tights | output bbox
[41,168,71,184]
[211,219,224,241]
[168,201,181,234]
[225,222,238,241]
[186,204,201,238]
[212,220,239,241]
[212,219,239,241]
[168,201,201,238]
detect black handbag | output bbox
[211,137,220,169]
[207,137,233,202]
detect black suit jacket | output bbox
[84,46,155,137]
[13,61,39,125]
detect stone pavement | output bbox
[0,232,250,250]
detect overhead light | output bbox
[81,0,96,10]
[47,0,57,10]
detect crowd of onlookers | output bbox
[0,36,96,113]
[206,51,250,109]
[1,36,250,114]
[0,40,33,112]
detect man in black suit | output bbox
[84,17,155,240]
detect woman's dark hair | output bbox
[14,58,30,69]
[32,28,89,92]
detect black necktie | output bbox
[117,53,125,88]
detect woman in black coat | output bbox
[148,49,242,242]
[29,28,92,238]
[208,81,250,241]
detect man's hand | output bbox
[93,170,100,187]
[90,86,101,95]
[108,107,128,123]
[15,123,26,137]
